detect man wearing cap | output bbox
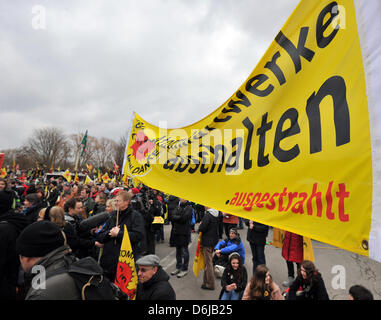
[136,254,176,300]
[16,220,81,300]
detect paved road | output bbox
[153,223,381,300]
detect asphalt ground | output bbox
[154,223,381,300]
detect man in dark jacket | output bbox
[136,254,176,300]
[167,195,179,247]
[16,220,81,300]
[97,191,146,282]
[0,190,29,299]
[170,198,193,278]
[198,207,219,290]
[22,193,45,224]
[245,220,269,275]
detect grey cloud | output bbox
[0,0,300,150]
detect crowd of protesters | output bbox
[0,171,375,300]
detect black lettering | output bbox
[226,137,243,173]
[264,51,286,85]
[273,108,300,162]
[210,144,226,173]
[316,2,340,48]
[214,90,251,122]
[257,112,273,167]
[246,74,274,97]
[275,27,315,74]
[175,157,190,173]
[242,117,254,170]
[306,75,350,154]
[163,158,177,170]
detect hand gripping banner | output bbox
[123,0,381,262]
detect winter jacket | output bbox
[288,272,329,300]
[25,245,81,300]
[0,210,29,299]
[97,206,146,276]
[219,265,248,299]
[167,196,179,221]
[64,213,95,259]
[136,266,176,300]
[281,231,303,263]
[198,209,219,248]
[214,236,246,264]
[246,220,269,246]
[171,201,193,236]
[22,202,45,224]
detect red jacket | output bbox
[281,231,303,263]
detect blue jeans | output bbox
[221,290,241,300]
[176,246,189,271]
[250,242,266,275]
[155,225,164,241]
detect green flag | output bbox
[80,130,88,157]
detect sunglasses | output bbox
[138,266,155,273]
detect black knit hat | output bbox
[16,221,65,257]
[0,190,14,215]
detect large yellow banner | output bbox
[123,1,375,258]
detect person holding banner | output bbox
[281,231,303,287]
[245,220,269,276]
[170,198,193,278]
[198,207,220,290]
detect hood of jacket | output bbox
[0,209,29,234]
[206,209,219,218]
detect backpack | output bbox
[50,255,128,300]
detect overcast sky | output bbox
[0,0,300,150]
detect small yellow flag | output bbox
[303,237,314,262]
[62,169,71,182]
[0,168,7,178]
[84,175,92,185]
[114,225,138,300]
[102,172,111,183]
[192,232,205,278]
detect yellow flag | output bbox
[102,172,111,183]
[272,228,286,249]
[62,169,71,182]
[74,172,80,183]
[303,237,314,262]
[85,175,92,185]
[114,225,138,300]
[122,0,381,262]
[0,168,7,178]
[192,232,205,278]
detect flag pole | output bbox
[115,208,120,245]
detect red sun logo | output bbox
[115,261,136,299]
[130,130,156,162]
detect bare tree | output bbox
[24,127,70,169]
[113,132,128,169]
[92,137,117,169]
[69,132,98,170]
